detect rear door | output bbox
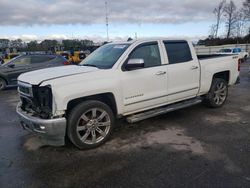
[163,40,200,102]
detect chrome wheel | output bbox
[76,108,111,145]
[213,82,227,105]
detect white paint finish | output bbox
[166,61,200,101]
[199,55,239,94]
[121,66,168,113]
[17,38,240,117]
[18,65,98,85]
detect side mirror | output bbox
[8,64,15,68]
[125,58,144,70]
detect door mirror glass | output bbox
[126,58,144,70]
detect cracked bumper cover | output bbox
[16,103,66,146]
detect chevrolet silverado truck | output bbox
[16,38,240,149]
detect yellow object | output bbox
[68,51,87,64]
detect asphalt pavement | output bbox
[1,62,250,188]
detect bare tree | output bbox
[209,24,217,38]
[243,0,250,20]
[213,0,226,38]
[224,0,237,38]
[235,11,247,38]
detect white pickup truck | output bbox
[17,38,240,149]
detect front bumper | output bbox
[16,103,66,146]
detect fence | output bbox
[195,44,250,55]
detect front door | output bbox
[121,42,168,114]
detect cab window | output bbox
[164,41,192,64]
[129,43,161,68]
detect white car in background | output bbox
[217,48,249,62]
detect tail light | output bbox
[63,61,70,65]
[238,59,241,71]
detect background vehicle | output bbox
[17,38,240,149]
[0,54,69,90]
[59,51,88,64]
[59,51,70,60]
[217,47,249,62]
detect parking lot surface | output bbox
[1,62,250,188]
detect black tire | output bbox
[204,78,228,108]
[67,100,115,149]
[0,78,6,91]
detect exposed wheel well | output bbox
[66,93,117,117]
[213,71,230,84]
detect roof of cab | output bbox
[110,37,189,45]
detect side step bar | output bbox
[126,97,202,123]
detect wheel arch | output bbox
[212,71,230,84]
[66,92,118,117]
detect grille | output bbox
[19,85,53,119]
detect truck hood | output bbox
[18,65,99,85]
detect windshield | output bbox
[219,49,232,53]
[80,43,130,69]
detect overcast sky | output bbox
[0,0,245,42]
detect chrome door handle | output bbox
[191,66,199,70]
[155,71,166,75]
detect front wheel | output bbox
[204,78,228,108]
[67,100,115,149]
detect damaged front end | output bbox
[17,81,66,146]
[19,83,53,119]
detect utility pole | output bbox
[105,1,109,42]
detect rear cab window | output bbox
[163,40,192,64]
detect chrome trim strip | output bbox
[125,87,199,106]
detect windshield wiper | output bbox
[82,64,98,68]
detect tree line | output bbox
[198,0,250,45]
[0,39,97,53]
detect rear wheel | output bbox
[67,100,115,149]
[204,78,228,108]
[0,78,6,91]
